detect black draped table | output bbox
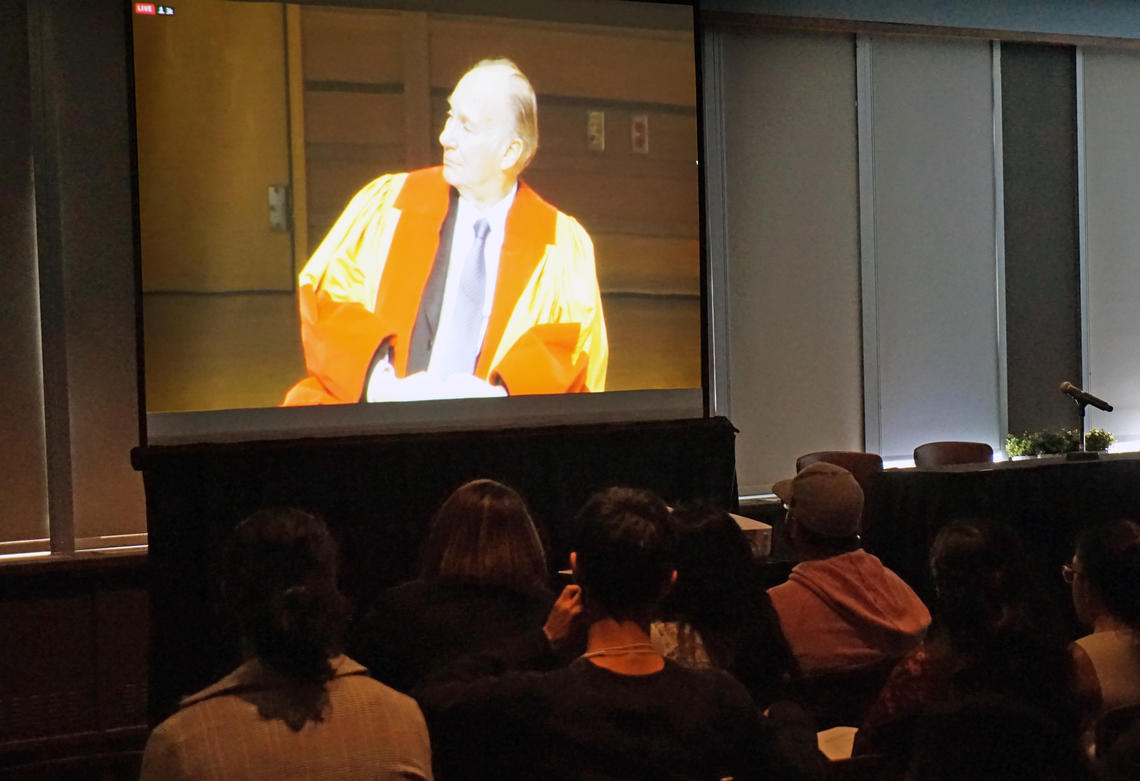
[864,453,1140,621]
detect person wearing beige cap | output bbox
[767,462,931,677]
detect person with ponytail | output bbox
[1068,519,1140,753]
[140,508,433,780]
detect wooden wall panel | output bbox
[604,295,701,390]
[144,293,302,412]
[594,235,698,295]
[537,104,698,164]
[134,0,292,292]
[428,20,696,106]
[301,8,403,83]
[522,168,698,238]
[304,92,405,146]
[306,154,405,235]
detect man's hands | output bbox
[542,585,583,651]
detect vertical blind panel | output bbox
[869,36,1002,461]
[0,0,50,545]
[1082,49,1140,448]
[45,1,147,542]
[1000,43,1081,436]
[722,29,863,494]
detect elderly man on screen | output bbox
[283,59,608,406]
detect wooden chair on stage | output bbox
[912,441,993,468]
[795,451,884,497]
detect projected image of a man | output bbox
[283,59,608,406]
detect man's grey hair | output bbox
[467,58,538,172]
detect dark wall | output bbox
[0,556,149,773]
[1001,43,1082,434]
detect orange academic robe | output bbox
[283,167,608,406]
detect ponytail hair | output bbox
[221,508,349,684]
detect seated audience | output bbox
[417,487,823,780]
[904,695,1092,781]
[140,508,433,781]
[1069,519,1140,753]
[652,507,794,707]
[767,462,930,676]
[350,479,554,693]
[856,518,1075,756]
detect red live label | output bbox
[135,3,156,14]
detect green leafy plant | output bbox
[1006,427,1114,456]
[1085,427,1115,452]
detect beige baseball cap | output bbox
[772,461,863,538]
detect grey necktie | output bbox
[432,218,490,376]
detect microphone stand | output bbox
[1067,398,1098,461]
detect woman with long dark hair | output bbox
[350,479,554,693]
[855,518,1075,757]
[140,508,433,780]
[651,507,793,707]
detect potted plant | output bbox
[1005,427,1114,457]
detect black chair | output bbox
[784,657,897,730]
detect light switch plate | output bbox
[587,110,605,151]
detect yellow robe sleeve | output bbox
[488,213,608,393]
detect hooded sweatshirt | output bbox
[768,549,931,676]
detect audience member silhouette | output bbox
[140,508,433,781]
[350,479,554,693]
[1068,519,1140,754]
[652,507,794,708]
[417,487,819,781]
[768,462,930,675]
[856,518,1076,756]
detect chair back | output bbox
[793,451,884,550]
[784,657,897,730]
[913,441,993,468]
[795,451,883,498]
